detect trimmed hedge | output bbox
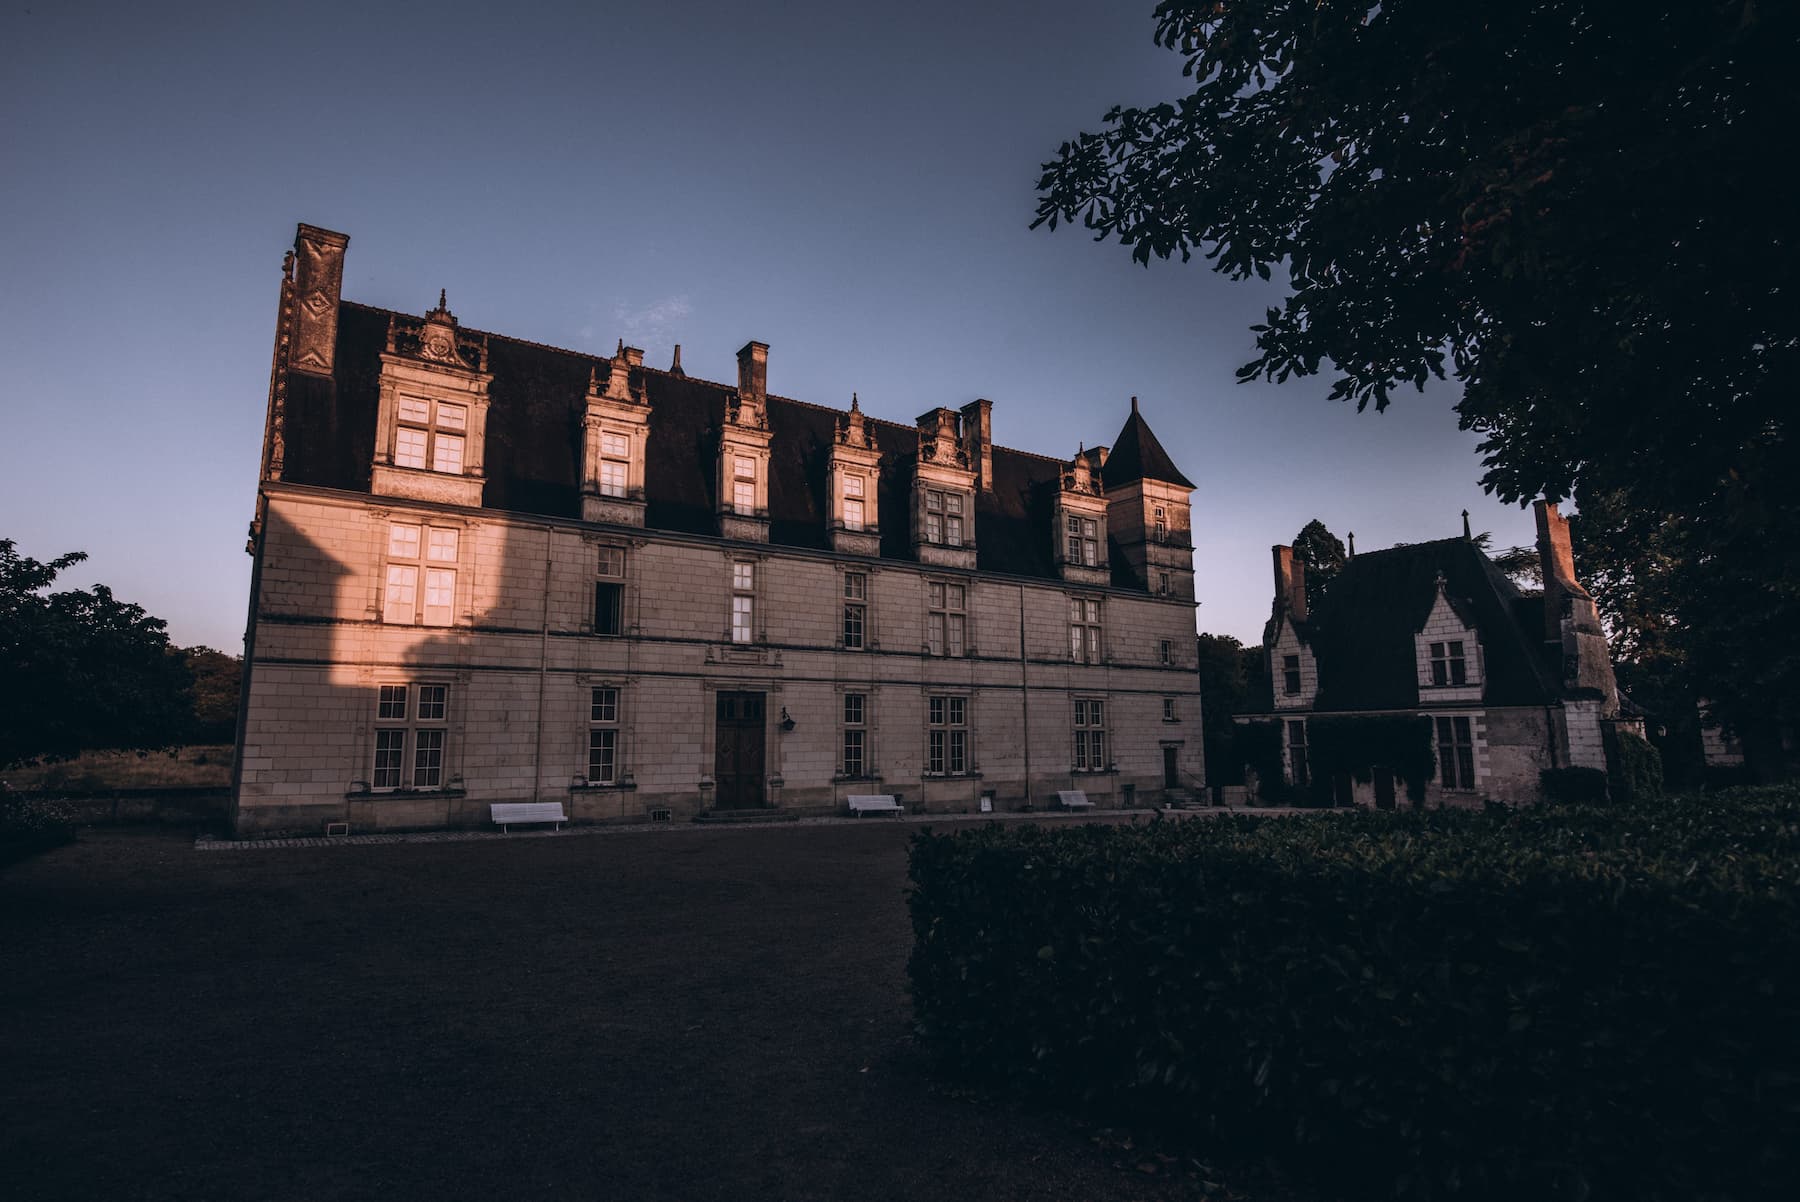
[1306,714,1435,804]
[1539,765,1609,803]
[908,790,1800,1201]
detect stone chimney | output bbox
[1534,500,1589,641]
[1272,545,1308,623]
[959,398,993,491]
[288,223,349,376]
[737,341,768,406]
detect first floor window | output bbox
[731,562,755,643]
[927,581,965,657]
[842,692,866,777]
[1073,698,1106,771]
[928,695,968,774]
[373,682,450,791]
[595,583,623,636]
[385,522,459,626]
[1163,697,1178,723]
[1430,641,1469,686]
[1287,720,1309,788]
[843,571,867,649]
[1436,716,1476,789]
[1160,639,1174,667]
[589,686,620,784]
[1069,597,1101,663]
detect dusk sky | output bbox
[1,0,1542,652]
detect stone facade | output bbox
[232,225,1204,836]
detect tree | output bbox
[1034,2,1800,745]
[1196,632,1267,785]
[1292,519,1345,614]
[182,647,242,744]
[0,539,194,768]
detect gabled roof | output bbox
[1298,538,1562,711]
[1101,399,1194,490]
[279,302,1136,585]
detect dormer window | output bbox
[1283,654,1302,695]
[394,396,466,474]
[1430,641,1468,686]
[732,457,757,515]
[843,474,866,531]
[1066,516,1099,567]
[598,433,631,498]
[925,490,964,546]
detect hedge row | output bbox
[907,789,1800,1200]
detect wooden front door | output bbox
[1163,747,1180,789]
[714,691,766,808]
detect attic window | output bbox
[1430,641,1468,687]
[394,395,466,475]
[1066,516,1099,566]
[1282,654,1302,695]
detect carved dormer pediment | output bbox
[389,291,489,373]
[837,392,875,450]
[917,407,968,467]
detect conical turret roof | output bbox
[1101,397,1193,489]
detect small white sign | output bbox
[979,796,992,813]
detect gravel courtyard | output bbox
[1,818,1255,1202]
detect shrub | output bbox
[1305,714,1435,803]
[908,791,1800,1201]
[1607,727,1664,801]
[1539,764,1609,803]
[0,787,76,864]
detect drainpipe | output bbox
[1019,584,1031,809]
[533,533,551,802]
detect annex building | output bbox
[231,224,1205,836]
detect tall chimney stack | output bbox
[1534,500,1588,641]
[1272,545,1308,623]
[288,223,349,376]
[736,341,768,408]
[959,398,993,490]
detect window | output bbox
[384,522,457,626]
[1069,597,1101,663]
[1065,515,1099,567]
[1159,571,1171,595]
[924,489,965,547]
[393,394,467,475]
[843,572,867,650]
[927,581,965,657]
[594,546,624,636]
[1163,697,1178,723]
[1436,717,1476,789]
[599,432,630,498]
[843,474,866,531]
[1287,720,1309,788]
[1153,505,1167,543]
[1283,654,1302,695]
[732,456,756,515]
[1073,699,1106,771]
[372,682,450,791]
[842,692,866,777]
[731,561,755,643]
[928,695,968,774]
[588,687,620,784]
[1430,641,1469,687]
[1160,639,1174,667]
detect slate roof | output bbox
[1102,401,1195,490]
[1285,538,1563,711]
[280,302,1180,586]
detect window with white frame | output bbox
[594,545,625,636]
[928,695,968,774]
[1066,515,1100,567]
[1287,719,1309,788]
[588,686,620,784]
[1436,716,1476,789]
[394,394,467,475]
[1153,505,1167,543]
[384,522,458,626]
[927,581,966,657]
[843,572,867,650]
[841,691,867,777]
[1073,698,1106,771]
[599,431,631,498]
[371,682,450,791]
[1429,641,1469,687]
[1069,597,1101,663]
[732,456,756,515]
[730,561,755,643]
[924,489,965,547]
[843,474,866,531]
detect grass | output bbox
[2,744,233,792]
[0,818,1290,1202]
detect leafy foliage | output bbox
[0,787,75,864]
[1034,1,1800,760]
[1605,728,1664,802]
[0,539,195,769]
[1196,633,1265,785]
[1539,766,1609,804]
[1304,714,1434,803]
[1291,519,1344,614]
[909,789,1800,1200]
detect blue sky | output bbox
[0,0,1540,650]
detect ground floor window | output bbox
[1436,716,1476,789]
[588,687,621,784]
[928,695,968,774]
[842,692,867,777]
[372,683,450,791]
[1287,720,1309,788]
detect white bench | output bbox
[1056,790,1095,812]
[847,794,904,817]
[490,802,567,832]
